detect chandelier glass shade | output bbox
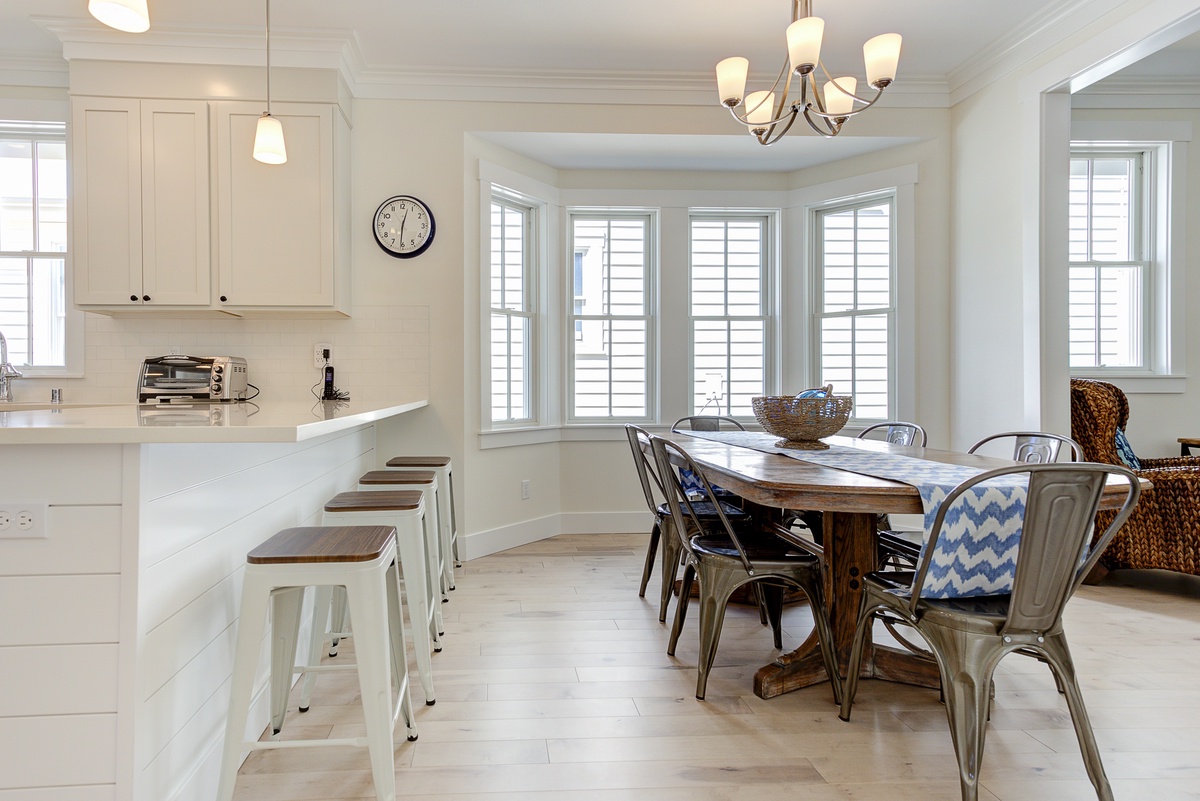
[716,0,901,143]
[88,0,150,33]
[252,0,287,164]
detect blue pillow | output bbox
[1114,427,1141,470]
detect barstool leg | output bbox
[216,573,271,801]
[424,511,445,641]
[269,587,305,735]
[346,571,398,801]
[299,585,334,712]
[435,483,455,591]
[329,585,348,656]
[385,559,418,741]
[395,518,437,704]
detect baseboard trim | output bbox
[462,511,650,559]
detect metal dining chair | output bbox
[651,434,840,701]
[670,415,746,433]
[625,425,750,623]
[839,462,1141,801]
[857,421,928,447]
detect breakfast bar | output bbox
[0,399,426,801]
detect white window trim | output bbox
[0,100,84,378]
[477,161,560,437]
[785,164,918,423]
[1069,120,1188,392]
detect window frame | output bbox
[686,209,776,419]
[487,188,539,427]
[809,191,899,425]
[1067,138,1177,382]
[565,208,657,425]
[0,114,83,378]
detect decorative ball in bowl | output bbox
[751,387,853,450]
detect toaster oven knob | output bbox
[213,373,223,383]
[213,365,224,374]
[211,386,221,395]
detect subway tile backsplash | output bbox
[33,305,430,405]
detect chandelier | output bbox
[715,0,901,144]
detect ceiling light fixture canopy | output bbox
[88,0,150,33]
[716,0,901,144]
[253,0,287,165]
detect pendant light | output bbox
[88,0,150,33]
[252,0,287,164]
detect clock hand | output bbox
[398,204,410,243]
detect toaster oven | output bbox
[137,355,248,403]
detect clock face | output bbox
[373,195,436,258]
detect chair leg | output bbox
[920,625,1005,801]
[1040,632,1114,801]
[759,582,785,649]
[793,571,842,706]
[839,597,882,720]
[667,563,695,656]
[658,518,683,623]
[694,565,745,699]
[638,520,660,598]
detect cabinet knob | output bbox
[220,295,228,303]
[130,295,139,302]
[142,295,151,302]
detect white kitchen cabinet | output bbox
[71,97,211,307]
[213,101,350,314]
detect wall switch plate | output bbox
[520,479,531,500]
[313,343,333,369]
[0,502,48,538]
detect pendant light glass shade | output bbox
[715,57,749,107]
[863,33,902,87]
[253,113,287,164]
[88,0,150,33]
[823,77,857,117]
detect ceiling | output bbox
[1,0,1194,171]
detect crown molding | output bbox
[948,0,1129,104]
[0,52,68,88]
[1073,75,1200,108]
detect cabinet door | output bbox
[140,100,211,306]
[72,98,143,305]
[214,102,335,308]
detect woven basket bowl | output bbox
[751,394,853,450]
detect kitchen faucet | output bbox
[0,330,22,402]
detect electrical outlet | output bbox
[0,503,48,539]
[520,479,531,500]
[313,342,333,369]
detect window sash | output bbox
[568,213,652,421]
[688,215,770,416]
[812,198,895,422]
[489,195,536,423]
[0,126,67,369]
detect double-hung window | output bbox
[568,212,653,421]
[0,122,68,370]
[811,195,895,422]
[1067,150,1150,371]
[689,213,771,416]
[489,192,537,424]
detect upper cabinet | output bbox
[72,97,211,307]
[70,96,351,316]
[213,101,350,313]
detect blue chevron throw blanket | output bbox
[683,431,1027,598]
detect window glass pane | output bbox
[490,202,526,312]
[489,193,535,423]
[0,256,28,365]
[29,258,65,366]
[573,218,647,316]
[0,139,33,252]
[692,319,765,416]
[490,312,529,421]
[36,141,67,253]
[1067,263,1142,369]
[573,320,648,418]
[815,198,894,421]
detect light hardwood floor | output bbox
[231,532,1200,801]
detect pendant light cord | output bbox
[264,0,272,114]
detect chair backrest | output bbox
[649,435,753,572]
[624,424,667,516]
[910,462,1140,634]
[671,415,746,433]
[968,431,1083,464]
[857,421,928,447]
[1069,378,1129,466]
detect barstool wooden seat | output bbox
[217,525,416,801]
[360,469,450,599]
[385,455,459,566]
[319,490,438,706]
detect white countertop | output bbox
[0,398,428,444]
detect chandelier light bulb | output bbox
[786,16,824,74]
[823,77,857,118]
[715,57,750,107]
[88,0,150,33]
[864,33,902,88]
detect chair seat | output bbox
[690,531,819,566]
[867,571,1018,634]
[656,498,747,521]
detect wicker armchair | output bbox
[1069,378,1200,577]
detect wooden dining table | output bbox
[661,431,1138,700]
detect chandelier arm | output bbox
[803,85,885,122]
[756,107,802,145]
[816,59,882,106]
[801,106,841,138]
[727,101,800,130]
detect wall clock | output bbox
[373,195,436,258]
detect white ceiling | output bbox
[1,0,1195,171]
